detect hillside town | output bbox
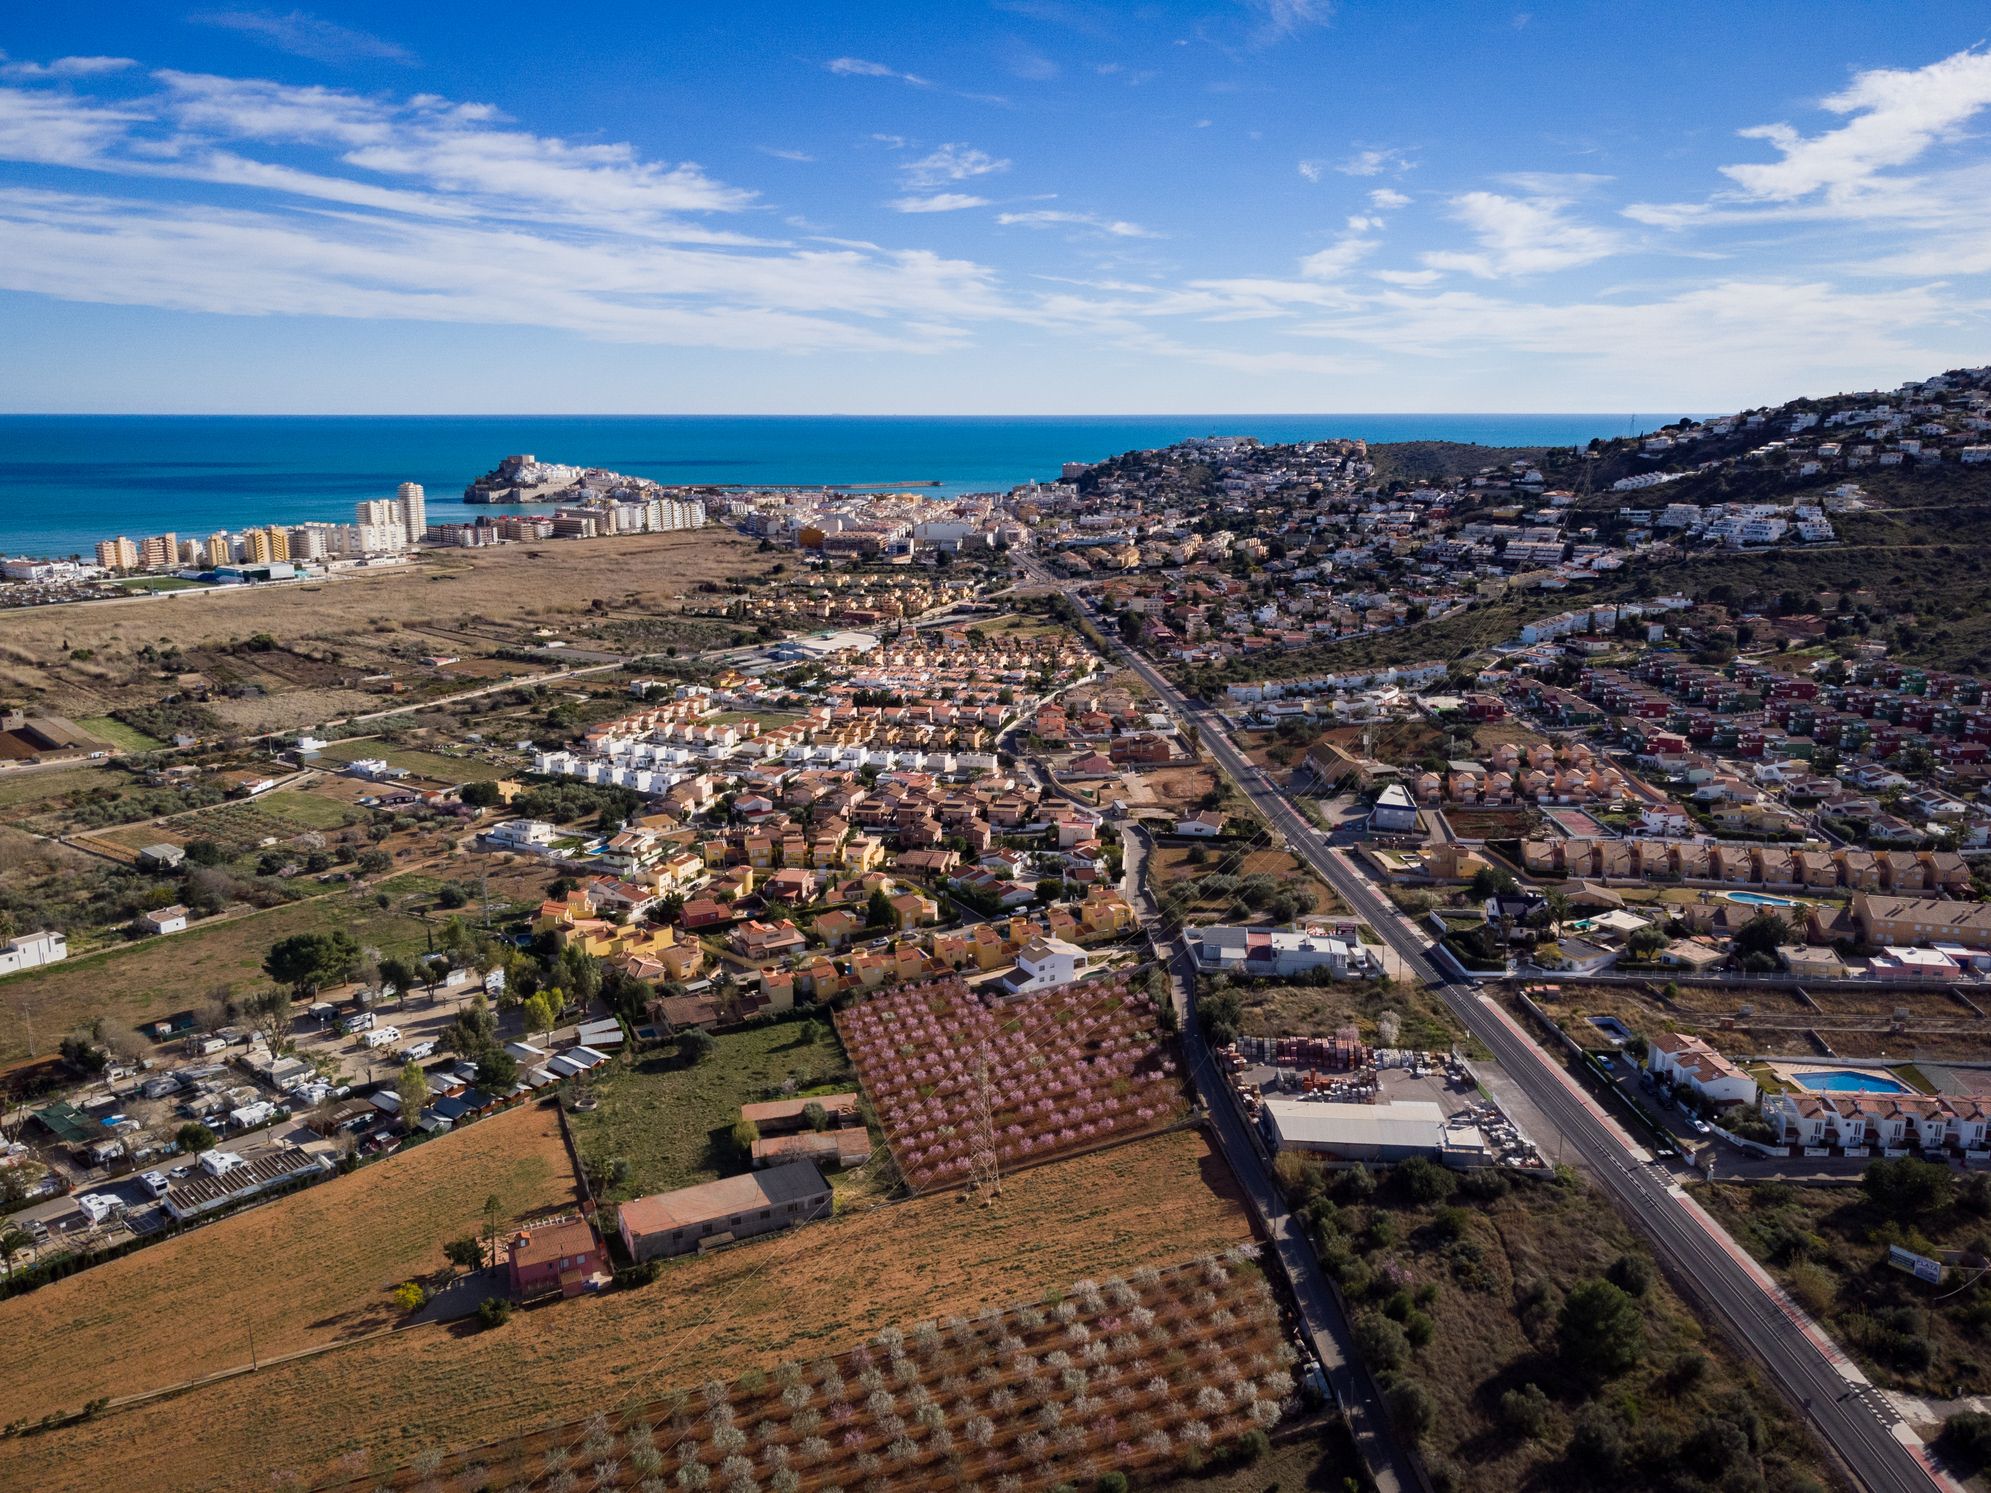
[6,369,1991,1493]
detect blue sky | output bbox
[2,1,1989,413]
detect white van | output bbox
[361,1025,401,1049]
[341,1010,375,1034]
[400,1039,437,1061]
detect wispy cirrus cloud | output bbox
[826,56,931,88]
[188,10,414,66]
[1335,145,1412,177]
[900,142,1010,189]
[891,192,991,213]
[997,208,1156,237]
[0,54,137,80]
[0,68,1016,354]
[1421,191,1620,279]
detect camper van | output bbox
[361,1025,401,1050]
[341,1010,376,1035]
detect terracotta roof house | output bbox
[507,1216,606,1301]
[617,1161,832,1262]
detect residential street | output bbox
[1039,557,1966,1493]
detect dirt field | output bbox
[1532,980,1991,1064]
[0,1101,579,1424]
[0,1129,1252,1490]
[0,528,774,731]
[1151,844,1343,917]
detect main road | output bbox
[1028,557,1958,1493]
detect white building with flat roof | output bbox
[1265,1099,1488,1166]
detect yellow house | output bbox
[843,835,886,873]
[1079,890,1135,936]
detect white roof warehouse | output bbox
[1263,1098,1488,1166]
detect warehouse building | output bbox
[1262,1098,1488,1166]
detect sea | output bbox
[0,413,1669,558]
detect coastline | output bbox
[0,412,1665,557]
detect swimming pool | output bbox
[1725,891,1801,907]
[1792,1069,1910,1094]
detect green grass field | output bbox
[75,717,165,752]
[111,576,203,593]
[569,1021,873,1203]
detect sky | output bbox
[1,1,1989,414]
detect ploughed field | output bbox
[360,1252,1293,1492]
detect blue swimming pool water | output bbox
[1725,891,1800,907]
[1794,1069,1910,1094]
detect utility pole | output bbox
[248,1316,258,1372]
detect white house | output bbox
[0,929,67,976]
[138,905,189,936]
[1174,810,1226,838]
[488,819,560,850]
[1646,1031,1758,1108]
[1001,937,1089,995]
[1369,783,1419,834]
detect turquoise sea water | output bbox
[0,413,1667,557]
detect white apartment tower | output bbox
[396,482,426,546]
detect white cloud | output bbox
[1420,191,1619,278]
[1371,268,1440,286]
[1296,160,1322,183]
[0,187,1011,353]
[826,57,931,88]
[758,146,814,163]
[1298,234,1375,280]
[0,70,1032,354]
[997,209,1155,237]
[901,143,1010,188]
[1721,47,1991,203]
[1240,0,1333,46]
[1367,187,1409,209]
[0,55,137,80]
[188,10,414,65]
[1336,146,1410,177]
[891,192,990,213]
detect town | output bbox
[4,368,1991,1493]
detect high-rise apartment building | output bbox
[139,533,179,570]
[204,531,235,566]
[396,482,426,546]
[95,536,139,570]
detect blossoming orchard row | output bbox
[832,974,1189,1188]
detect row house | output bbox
[1763,1092,1990,1153]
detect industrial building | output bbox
[1262,1098,1488,1166]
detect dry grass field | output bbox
[0,880,434,1065]
[0,1129,1251,1490]
[0,528,775,730]
[0,1101,579,1425]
